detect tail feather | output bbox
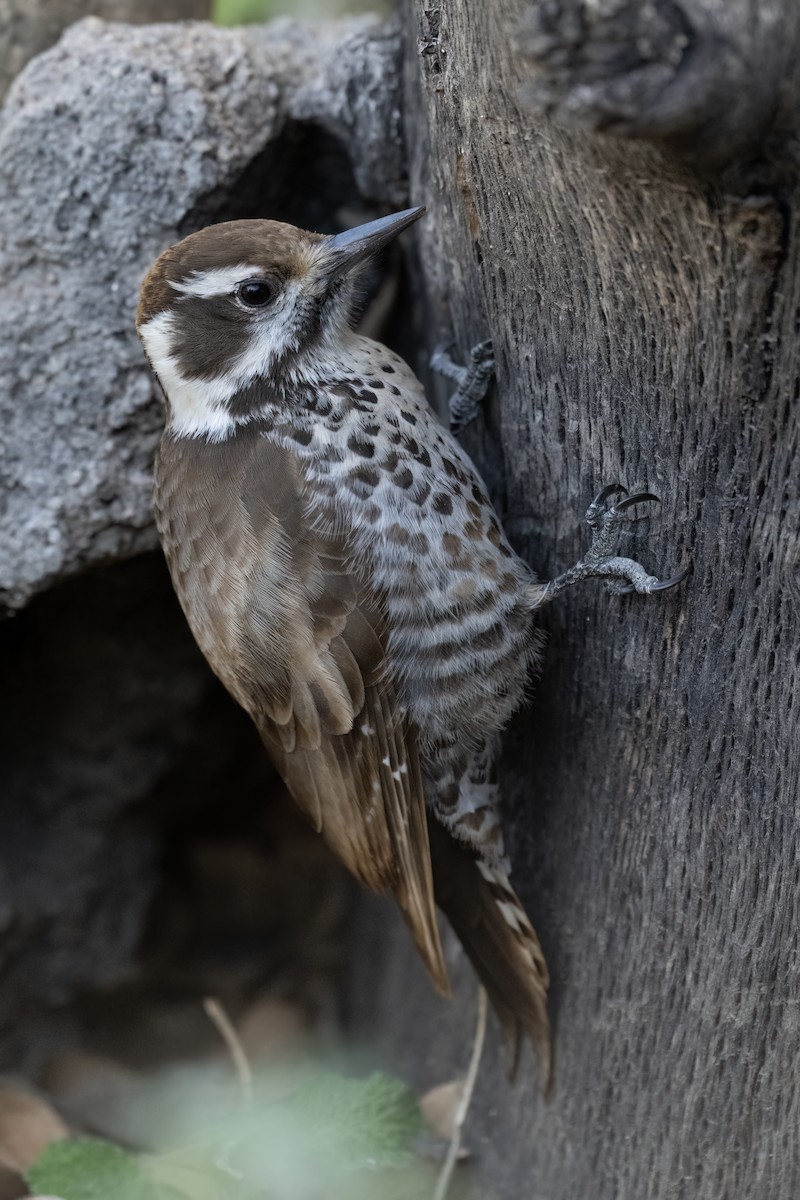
[427,817,552,1093]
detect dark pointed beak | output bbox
[320,206,425,283]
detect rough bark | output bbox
[348,3,800,1199]
[514,0,800,170]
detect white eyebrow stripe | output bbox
[170,264,264,298]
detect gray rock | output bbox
[0,15,405,611]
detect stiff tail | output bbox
[427,816,552,1092]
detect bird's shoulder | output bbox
[156,425,379,733]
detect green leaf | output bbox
[290,1070,425,1170]
[211,0,277,25]
[25,1139,164,1200]
[211,0,388,24]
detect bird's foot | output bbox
[430,338,495,432]
[532,483,689,607]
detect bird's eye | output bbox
[235,279,276,309]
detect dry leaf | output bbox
[42,1051,141,1139]
[0,1164,26,1200]
[238,996,308,1064]
[0,1080,69,1174]
[419,1081,464,1143]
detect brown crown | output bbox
[136,219,324,326]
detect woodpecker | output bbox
[137,206,685,1088]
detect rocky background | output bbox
[2,2,800,1198]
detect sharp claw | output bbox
[593,482,628,507]
[614,492,660,513]
[650,566,690,592]
[617,565,689,596]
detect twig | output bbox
[203,996,254,1109]
[433,986,488,1200]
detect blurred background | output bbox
[214,0,384,21]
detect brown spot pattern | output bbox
[442,532,463,558]
[473,623,506,651]
[387,523,411,545]
[347,433,375,458]
[347,465,379,497]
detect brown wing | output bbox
[156,429,447,994]
[252,540,448,996]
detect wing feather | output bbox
[211,432,448,993]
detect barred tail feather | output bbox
[427,817,552,1093]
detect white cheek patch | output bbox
[139,310,236,441]
[170,265,263,299]
[139,281,306,440]
[140,280,315,440]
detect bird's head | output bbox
[136,207,424,439]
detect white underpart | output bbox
[457,778,500,813]
[170,264,263,299]
[252,335,540,788]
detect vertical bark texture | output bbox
[372,1,800,1196]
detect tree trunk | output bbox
[350,2,800,1197]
